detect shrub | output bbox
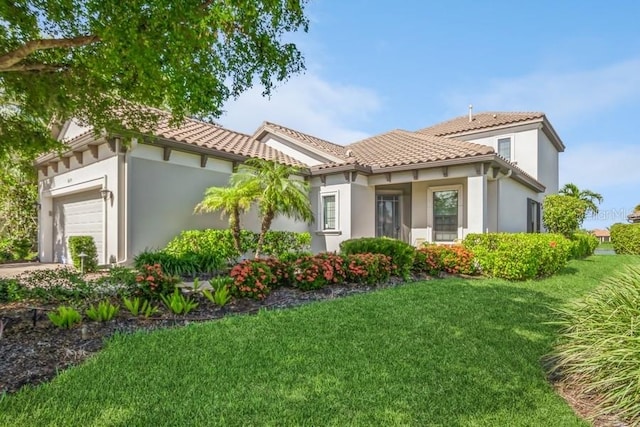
[542,195,588,236]
[260,231,311,258]
[414,244,478,276]
[568,232,599,259]
[340,237,414,279]
[262,257,293,287]
[134,249,199,277]
[610,223,640,255]
[135,263,181,299]
[68,236,99,273]
[344,253,393,285]
[551,264,640,424]
[290,253,346,291]
[463,233,571,280]
[93,266,139,297]
[229,260,276,300]
[0,278,24,302]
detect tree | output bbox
[559,183,603,216]
[194,183,260,254]
[232,159,313,258]
[542,194,588,237]
[0,155,38,260]
[0,1,309,159]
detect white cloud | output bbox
[446,58,640,124]
[560,143,640,189]
[219,73,381,144]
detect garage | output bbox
[52,190,104,265]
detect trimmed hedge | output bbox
[68,236,99,272]
[463,233,572,280]
[610,223,640,255]
[569,232,599,259]
[414,244,478,276]
[340,237,415,279]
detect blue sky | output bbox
[220,0,640,230]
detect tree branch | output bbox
[0,35,100,71]
[0,63,69,73]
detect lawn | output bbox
[0,255,636,426]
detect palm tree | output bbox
[559,183,603,216]
[194,183,260,254]
[232,159,314,258]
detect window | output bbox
[527,198,540,233]
[321,194,337,230]
[433,190,459,241]
[498,137,511,160]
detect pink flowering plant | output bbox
[345,253,393,285]
[135,263,180,299]
[229,260,276,300]
[291,253,346,291]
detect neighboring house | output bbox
[36,109,564,265]
[592,229,611,243]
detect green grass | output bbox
[597,242,614,250]
[1,255,636,426]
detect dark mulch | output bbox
[0,280,407,395]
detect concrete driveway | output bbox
[0,262,64,279]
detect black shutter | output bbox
[526,198,533,233]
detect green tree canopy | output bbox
[0,0,309,159]
[542,194,588,237]
[559,183,603,216]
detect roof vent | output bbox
[492,114,497,119]
[468,104,473,122]
[345,149,354,157]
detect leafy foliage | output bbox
[290,253,346,290]
[558,183,603,216]
[122,296,158,318]
[610,223,640,255]
[340,237,415,279]
[551,264,640,424]
[202,282,232,308]
[0,1,309,158]
[542,194,588,236]
[260,231,311,258]
[344,253,393,285]
[229,259,276,300]
[568,232,599,259]
[414,245,478,276]
[16,267,91,302]
[160,289,198,315]
[68,236,99,272]
[0,278,24,302]
[463,233,572,280]
[0,155,38,259]
[231,159,313,258]
[48,306,82,329]
[85,300,119,322]
[134,263,180,299]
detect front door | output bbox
[376,195,401,239]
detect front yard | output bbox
[0,255,634,426]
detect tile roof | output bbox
[418,112,545,137]
[346,130,495,168]
[260,121,349,160]
[592,229,610,237]
[149,112,306,167]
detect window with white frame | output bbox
[498,137,511,160]
[321,193,337,230]
[428,184,463,242]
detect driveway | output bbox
[0,262,63,278]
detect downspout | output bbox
[116,138,129,264]
[102,174,108,265]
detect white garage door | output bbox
[53,191,104,264]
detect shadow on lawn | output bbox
[0,280,583,426]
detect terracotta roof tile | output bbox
[261,122,349,160]
[346,130,495,168]
[150,113,306,167]
[592,229,610,237]
[418,112,545,136]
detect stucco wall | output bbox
[38,144,119,264]
[351,182,375,239]
[497,178,539,232]
[538,131,559,195]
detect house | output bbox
[36,108,564,264]
[592,229,610,243]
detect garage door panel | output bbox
[53,191,104,264]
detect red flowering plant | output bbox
[291,253,347,291]
[135,263,180,299]
[229,260,276,300]
[262,257,292,288]
[414,245,478,276]
[344,253,392,285]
